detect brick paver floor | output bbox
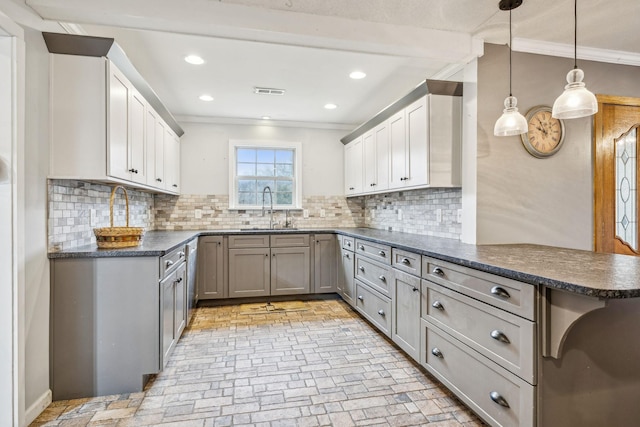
[31,298,484,426]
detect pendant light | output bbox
[494,0,527,137]
[552,0,598,119]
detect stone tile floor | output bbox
[32,299,485,426]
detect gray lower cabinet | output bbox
[228,247,271,297]
[313,234,337,293]
[197,236,226,299]
[160,257,187,368]
[271,246,311,295]
[337,237,355,307]
[186,238,198,323]
[391,269,421,360]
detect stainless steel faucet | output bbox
[261,186,274,229]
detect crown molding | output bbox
[175,115,356,131]
[512,37,640,67]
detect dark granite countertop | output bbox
[48,227,640,299]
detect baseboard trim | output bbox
[25,389,52,426]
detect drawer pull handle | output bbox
[490,330,511,344]
[378,275,386,282]
[346,241,351,247]
[165,260,174,268]
[490,391,510,408]
[491,286,511,299]
[377,309,385,316]
[432,300,444,310]
[412,287,419,292]
[378,250,386,257]
[431,347,443,358]
[358,244,365,250]
[432,267,445,276]
[357,295,364,301]
[344,253,350,258]
[401,258,411,265]
[359,266,365,272]
[179,251,185,258]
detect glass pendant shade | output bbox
[494,95,528,136]
[552,68,598,119]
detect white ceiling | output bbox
[20,0,640,127]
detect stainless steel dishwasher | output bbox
[186,238,198,325]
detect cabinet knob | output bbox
[412,287,419,292]
[165,260,174,268]
[179,251,185,258]
[357,295,364,301]
[346,241,351,247]
[176,277,183,283]
[378,275,386,282]
[128,168,135,173]
[489,391,510,408]
[401,258,411,265]
[156,178,162,182]
[490,330,511,344]
[490,286,511,299]
[359,266,365,272]
[432,300,444,311]
[377,309,385,316]
[172,184,178,188]
[432,267,445,276]
[378,250,386,257]
[358,245,365,250]
[344,253,350,258]
[349,187,354,190]
[431,347,443,358]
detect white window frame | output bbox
[229,139,302,210]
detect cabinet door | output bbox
[392,270,421,360]
[313,235,337,293]
[108,65,131,181]
[129,89,147,184]
[198,236,225,299]
[228,248,270,297]
[145,107,157,187]
[338,249,355,307]
[271,247,311,296]
[174,263,187,340]
[164,129,180,193]
[374,121,390,192]
[363,130,376,192]
[389,110,407,189]
[344,137,363,195]
[406,96,429,187]
[154,120,166,189]
[160,272,175,368]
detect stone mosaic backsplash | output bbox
[48,180,154,251]
[362,188,462,239]
[154,194,365,230]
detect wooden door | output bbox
[594,95,640,255]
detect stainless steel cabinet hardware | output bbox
[346,241,351,247]
[377,309,385,316]
[357,295,364,301]
[489,391,510,408]
[431,347,443,358]
[432,267,445,276]
[490,330,511,344]
[176,277,182,283]
[344,252,350,258]
[401,258,411,265]
[490,286,511,299]
[179,252,185,258]
[378,250,386,257]
[358,244,365,250]
[359,266,365,272]
[165,260,174,268]
[432,301,444,310]
[172,184,178,188]
[412,287,419,292]
[378,275,386,282]
[156,178,162,182]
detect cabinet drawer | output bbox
[355,280,392,337]
[355,255,392,297]
[422,321,535,427]
[355,239,391,264]
[341,235,355,251]
[423,281,536,384]
[422,256,537,321]
[228,234,270,249]
[270,234,310,247]
[160,245,186,278]
[392,248,421,276]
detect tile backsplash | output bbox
[48,180,154,251]
[47,180,461,250]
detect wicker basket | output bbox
[93,185,145,248]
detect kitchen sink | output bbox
[239,227,298,231]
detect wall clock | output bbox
[520,105,565,158]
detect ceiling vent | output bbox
[254,87,286,96]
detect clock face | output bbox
[521,106,565,158]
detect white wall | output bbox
[180,122,346,196]
[476,44,640,250]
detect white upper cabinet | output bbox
[344,136,364,195]
[345,92,461,197]
[49,53,180,194]
[165,129,181,193]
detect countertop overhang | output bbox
[48,228,640,299]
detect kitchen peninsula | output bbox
[49,228,640,427]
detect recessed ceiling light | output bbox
[261,116,271,120]
[199,94,214,102]
[349,71,367,80]
[324,103,338,110]
[184,55,205,65]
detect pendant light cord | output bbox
[573,0,578,69]
[509,9,513,96]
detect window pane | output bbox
[275,192,292,205]
[257,180,275,192]
[276,181,292,192]
[276,150,293,164]
[275,164,293,177]
[237,163,256,176]
[238,192,258,205]
[257,149,275,163]
[238,179,256,192]
[237,149,256,163]
[257,163,275,176]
